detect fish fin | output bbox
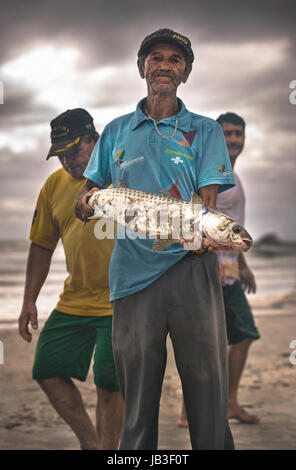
[118,180,129,189]
[160,190,182,200]
[191,192,204,205]
[152,238,179,251]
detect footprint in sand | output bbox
[5,422,22,430]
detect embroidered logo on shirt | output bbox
[171,156,183,165]
[114,149,125,167]
[120,156,144,169]
[177,139,189,148]
[164,148,194,160]
[218,164,232,176]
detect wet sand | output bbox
[0,294,295,450]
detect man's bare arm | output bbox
[75,178,103,221]
[198,184,218,210]
[18,242,54,342]
[196,185,219,253]
[238,251,256,293]
[180,184,219,253]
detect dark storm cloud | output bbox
[1,0,296,67]
[1,0,295,131]
[0,87,55,129]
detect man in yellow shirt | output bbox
[18,108,123,450]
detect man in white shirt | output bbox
[216,112,260,424]
[178,112,260,427]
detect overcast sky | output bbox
[0,0,295,240]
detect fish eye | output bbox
[232,225,242,234]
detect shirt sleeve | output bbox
[83,125,112,188]
[197,120,235,194]
[30,184,60,250]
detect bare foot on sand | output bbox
[178,401,189,427]
[228,402,259,424]
[177,417,188,428]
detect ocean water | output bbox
[0,240,66,328]
[245,250,296,306]
[0,240,296,328]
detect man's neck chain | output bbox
[145,106,178,140]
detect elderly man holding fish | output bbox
[76,28,244,450]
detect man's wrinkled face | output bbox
[221,122,245,164]
[58,139,96,179]
[138,42,191,94]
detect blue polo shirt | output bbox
[84,98,234,301]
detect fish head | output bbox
[203,211,252,252]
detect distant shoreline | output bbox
[1,290,295,330]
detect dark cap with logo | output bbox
[138,28,194,64]
[46,108,96,160]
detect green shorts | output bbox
[223,281,260,345]
[32,309,119,390]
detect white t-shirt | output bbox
[216,171,245,285]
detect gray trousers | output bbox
[112,252,235,450]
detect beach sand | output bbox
[0,293,295,450]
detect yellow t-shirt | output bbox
[30,168,114,316]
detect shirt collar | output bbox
[131,97,192,133]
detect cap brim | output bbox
[46,136,81,160]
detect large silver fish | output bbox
[88,181,252,252]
